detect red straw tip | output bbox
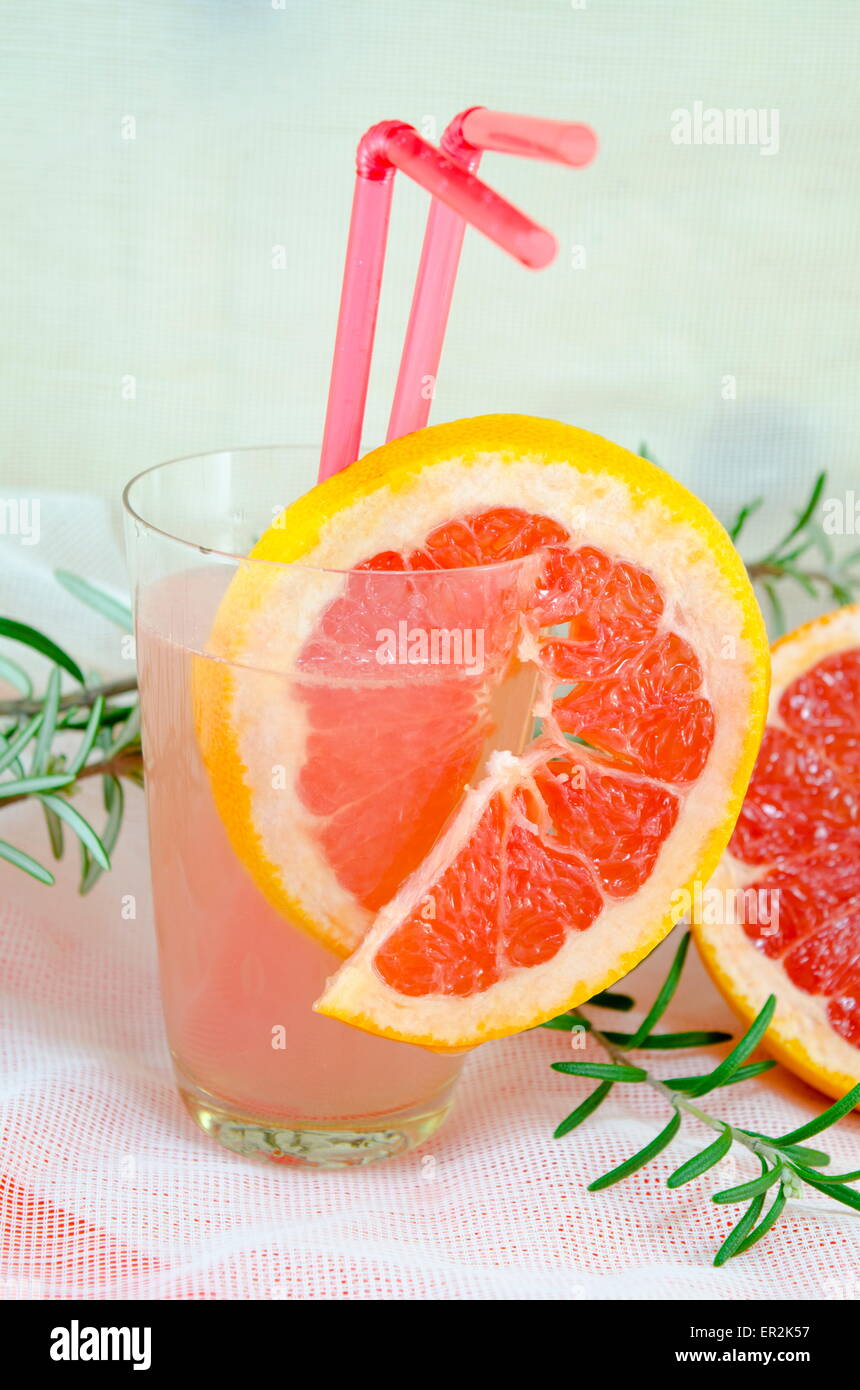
[515,226,557,270]
[559,124,599,168]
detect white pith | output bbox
[697,603,860,1088]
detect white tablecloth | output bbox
[1,495,859,1300]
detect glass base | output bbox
[178,1079,455,1168]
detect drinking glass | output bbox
[123,447,532,1166]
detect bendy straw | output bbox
[318,120,556,482]
[386,108,597,443]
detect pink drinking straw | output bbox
[386,108,598,443]
[318,120,557,482]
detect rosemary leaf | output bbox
[664,1059,777,1092]
[794,1166,860,1184]
[554,1081,613,1139]
[728,497,763,542]
[0,772,75,798]
[777,1144,831,1167]
[0,839,54,885]
[713,1189,767,1267]
[0,654,33,698]
[42,802,65,860]
[747,1137,831,1167]
[588,1110,682,1191]
[666,1127,733,1188]
[30,667,61,774]
[80,777,125,894]
[0,618,84,684]
[588,990,635,1012]
[774,1083,860,1145]
[712,1164,783,1204]
[775,471,827,554]
[603,1029,731,1050]
[541,1014,592,1032]
[77,840,92,894]
[791,1170,860,1211]
[0,712,43,774]
[685,995,776,1097]
[551,1061,647,1082]
[37,793,110,870]
[54,571,133,631]
[776,541,813,565]
[735,1184,787,1257]
[717,1059,778,1084]
[67,695,105,776]
[110,703,140,754]
[624,931,691,1049]
[60,705,135,730]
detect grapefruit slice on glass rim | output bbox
[695,604,860,1105]
[195,415,769,1047]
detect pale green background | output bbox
[2,0,858,531]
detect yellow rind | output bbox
[317,905,697,1052]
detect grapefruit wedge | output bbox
[695,604,860,1105]
[195,415,769,1047]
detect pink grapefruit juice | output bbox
[135,574,465,1156]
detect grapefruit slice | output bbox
[195,417,768,1043]
[695,604,860,1105]
[193,415,768,1046]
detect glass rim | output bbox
[122,444,538,578]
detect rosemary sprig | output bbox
[0,573,142,892]
[638,445,860,636]
[0,530,857,1259]
[729,469,859,635]
[545,932,860,1266]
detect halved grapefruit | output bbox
[695,604,860,1105]
[195,416,769,1045]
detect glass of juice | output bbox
[123,446,534,1166]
